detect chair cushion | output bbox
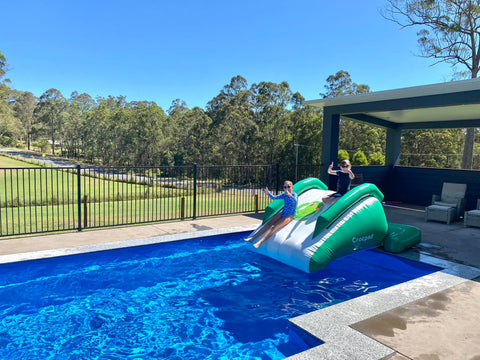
[426,204,456,223]
[427,204,454,210]
[440,183,466,204]
[432,201,456,208]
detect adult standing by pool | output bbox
[245,180,298,248]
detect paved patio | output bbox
[0,205,479,359]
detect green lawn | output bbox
[0,164,188,207]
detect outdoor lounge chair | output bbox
[425,182,467,224]
[464,199,480,228]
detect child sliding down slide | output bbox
[245,180,298,248]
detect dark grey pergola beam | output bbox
[323,89,480,114]
[308,79,480,189]
[343,113,398,129]
[345,113,480,130]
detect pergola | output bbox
[306,78,480,186]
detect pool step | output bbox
[262,326,323,360]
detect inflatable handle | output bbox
[313,183,384,238]
[263,177,328,224]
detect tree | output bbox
[401,128,464,167]
[352,150,368,165]
[382,0,480,169]
[207,76,257,165]
[168,99,189,117]
[321,70,370,98]
[65,92,95,158]
[173,107,213,165]
[35,89,67,154]
[368,152,386,165]
[0,51,20,144]
[322,71,386,161]
[338,149,350,163]
[128,101,168,166]
[251,81,294,164]
[164,99,190,165]
[12,91,37,150]
[287,92,323,166]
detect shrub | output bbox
[368,152,385,165]
[338,150,349,163]
[352,151,368,165]
[0,136,18,147]
[32,139,50,153]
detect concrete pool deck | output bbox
[0,205,479,359]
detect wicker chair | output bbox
[464,199,480,228]
[425,182,467,224]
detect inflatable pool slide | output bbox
[247,178,420,273]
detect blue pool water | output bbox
[0,231,439,359]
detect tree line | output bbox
[0,51,471,169]
[2,0,480,169]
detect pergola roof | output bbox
[306,78,480,129]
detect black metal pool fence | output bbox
[0,164,321,237]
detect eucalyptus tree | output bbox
[287,92,323,166]
[173,107,213,165]
[401,128,465,167]
[165,99,190,165]
[0,51,10,114]
[98,96,129,165]
[0,51,21,144]
[82,96,126,164]
[320,70,370,98]
[11,91,37,149]
[35,89,67,154]
[250,81,294,164]
[127,101,168,166]
[65,91,95,158]
[382,0,480,168]
[168,99,189,118]
[206,75,250,119]
[207,76,257,165]
[321,71,385,164]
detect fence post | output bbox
[254,194,259,213]
[181,197,185,219]
[84,195,88,228]
[193,164,197,220]
[77,164,82,232]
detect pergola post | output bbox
[385,127,401,167]
[321,109,340,189]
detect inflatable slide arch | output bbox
[247,177,420,273]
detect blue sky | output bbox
[2,0,455,111]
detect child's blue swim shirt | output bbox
[267,191,298,217]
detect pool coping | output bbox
[0,225,259,265]
[286,251,480,360]
[1,224,479,360]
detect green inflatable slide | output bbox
[248,177,420,273]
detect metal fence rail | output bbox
[0,164,322,237]
[0,166,79,236]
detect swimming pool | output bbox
[0,231,439,359]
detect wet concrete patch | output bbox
[192,224,213,231]
[350,280,480,360]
